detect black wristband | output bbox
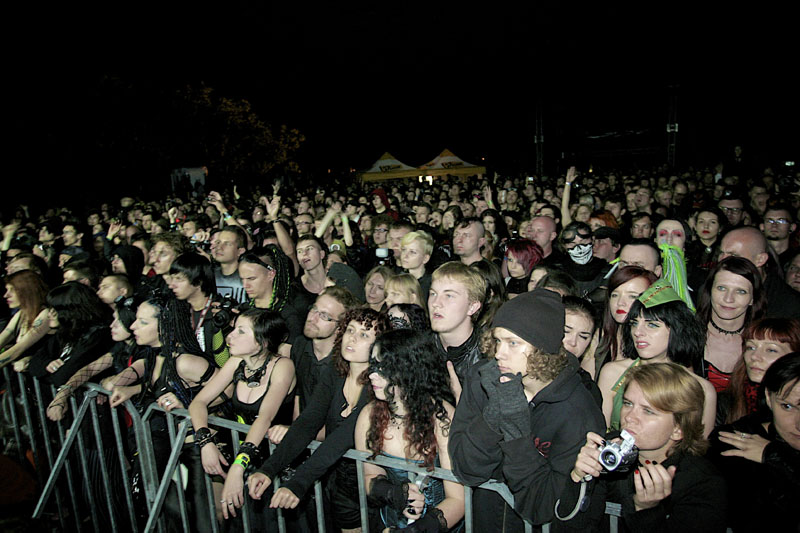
[238,441,262,464]
[403,508,448,533]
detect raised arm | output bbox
[263,193,299,276]
[314,207,338,239]
[560,166,577,227]
[1,222,20,252]
[340,214,353,247]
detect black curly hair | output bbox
[331,307,390,379]
[365,329,451,469]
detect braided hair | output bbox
[239,244,292,312]
[139,291,210,409]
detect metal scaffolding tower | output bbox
[534,99,544,175]
[666,85,679,167]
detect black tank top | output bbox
[230,358,294,426]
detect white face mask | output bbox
[567,243,593,265]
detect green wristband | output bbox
[233,453,251,469]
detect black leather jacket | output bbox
[434,325,485,385]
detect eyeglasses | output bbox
[720,206,743,214]
[765,218,791,225]
[309,306,336,322]
[374,228,389,233]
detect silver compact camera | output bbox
[598,429,639,473]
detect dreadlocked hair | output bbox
[263,244,292,311]
[240,245,292,312]
[366,330,450,470]
[331,307,390,379]
[140,292,209,409]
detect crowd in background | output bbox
[1,153,799,532]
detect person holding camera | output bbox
[167,252,231,367]
[557,363,727,532]
[449,289,605,531]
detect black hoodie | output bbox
[450,356,605,528]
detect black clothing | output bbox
[541,249,568,269]
[285,283,315,341]
[290,334,333,413]
[256,364,368,512]
[561,257,611,299]
[230,358,294,427]
[28,326,113,387]
[505,275,530,296]
[556,451,727,533]
[415,269,432,296]
[709,413,800,532]
[763,273,800,319]
[450,357,605,529]
[433,325,484,386]
[250,282,314,343]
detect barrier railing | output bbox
[1,369,621,533]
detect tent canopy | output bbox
[359,149,486,183]
[419,149,486,177]
[359,152,421,182]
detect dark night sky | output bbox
[6,4,798,208]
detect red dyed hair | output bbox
[505,239,544,275]
[723,317,800,423]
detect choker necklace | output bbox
[710,317,744,335]
[244,357,270,388]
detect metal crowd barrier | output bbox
[1,368,621,533]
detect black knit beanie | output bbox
[491,288,565,354]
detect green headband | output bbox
[638,278,683,308]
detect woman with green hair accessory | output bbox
[597,279,718,437]
[655,218,695,311]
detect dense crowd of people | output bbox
[1,159,799,532]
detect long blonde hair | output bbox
[384,273,427,312]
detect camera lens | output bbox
[600,450,618,468]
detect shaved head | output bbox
[528,216,558,254]
[719,227,769,270]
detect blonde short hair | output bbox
[401,230,434,256]
[431,262,487,306]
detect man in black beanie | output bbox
[449,289,605,531]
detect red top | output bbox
[706,361,732,393]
